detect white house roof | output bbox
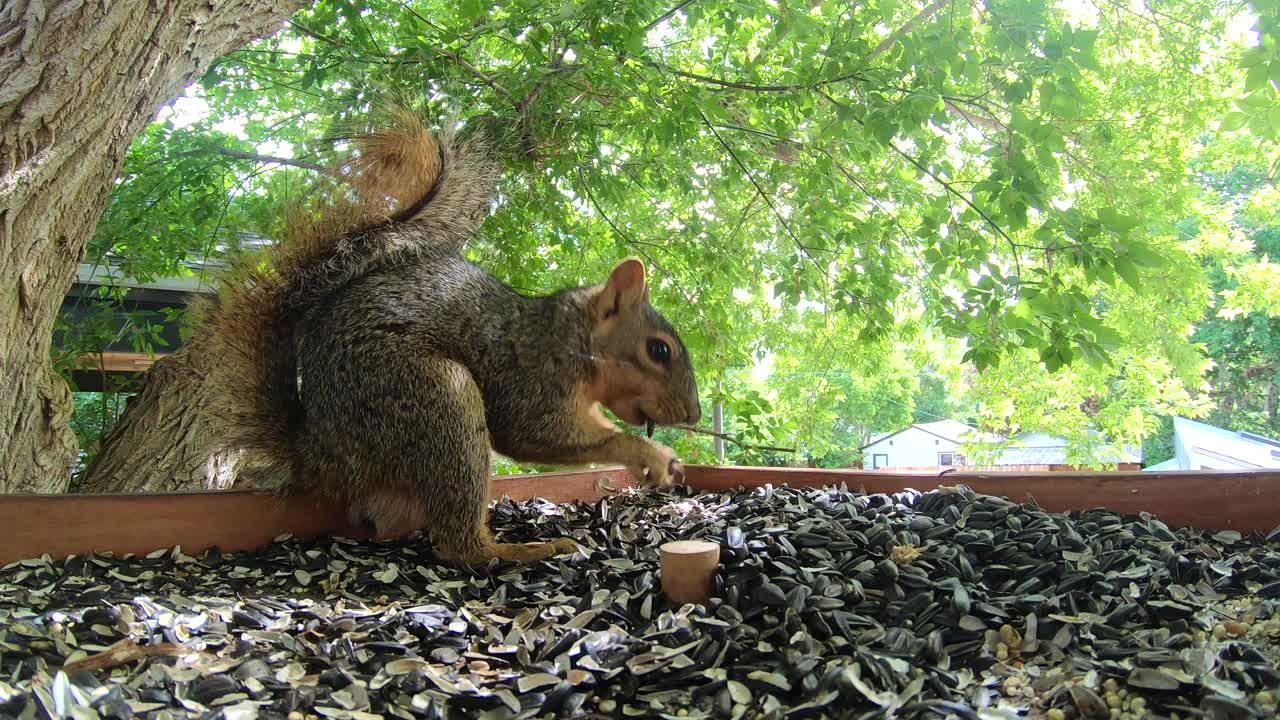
[914,420,981,443]
[861,421,1140,464]
[1142,458,1180,472]
[863,420,979,450]
[1173,417,1280,469]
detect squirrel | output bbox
[194,106,701,566]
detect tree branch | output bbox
[816,88,1023,276]
[694,107,829,280]
[436,47,516,103]
[648,61,868,93]
[644,0,699,31]
[393,6,518,105]
[867,0,952,62]
[674,424,797,454]
[728,195,762,239]
[943,98,1003,132]
[575,168,700,308]
[214,148,327,172]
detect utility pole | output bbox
[713,381,725,463]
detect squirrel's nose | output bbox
[687,401,702,425]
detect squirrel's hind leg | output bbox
[397,356,576,566]
[435,518,579,566]
[350,490,429,539]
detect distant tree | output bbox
[1141,415,1176,466]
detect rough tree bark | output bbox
[0,0,306,493]
[78,331,253,493]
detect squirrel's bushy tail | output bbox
[193,106,499,489]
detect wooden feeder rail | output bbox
[0,466,1277,567]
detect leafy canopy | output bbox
[74,0,1280,464]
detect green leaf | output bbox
[1220,112,1249,132]
[1247,63,1272,93]
[1097,207,1140,233]
[1248,111,1275,138]
[1092,325,1123,351]
[1005,77,1032,103]
[1076,339,1109,368]
[1267,105,1280,134]
[1125,243,1168,270]
[1114,259,1142,290]
[624,28,645,55]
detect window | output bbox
[939,452,965,466]
[871,454,889,469]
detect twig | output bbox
[61,640,188,674]
[287,19,345,49]
[575,167,701,309]
[644,0,699,31]
[648,61,868,93]
[694,107,828,280]
[866,0,952,62]
[515,43,576,146]
[674,424,797,454]
[435,48,516,103]
[389,7,518,104]
[816,88,1023,278]
[943,99,1003,133]
[727,195,761,239]
[214,148,327,172]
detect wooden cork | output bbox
[659,540,721,606]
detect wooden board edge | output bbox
[0,467,636,567]
[682,465,1280,534]
[2,464,1277,566]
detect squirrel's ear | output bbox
[608,258,648,299]
[593,258,648,320]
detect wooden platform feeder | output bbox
[1,465,1277,568]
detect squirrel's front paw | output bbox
[628,443,686,489]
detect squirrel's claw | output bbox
[629,445,685,489]
[669,458,686,486]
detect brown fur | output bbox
[196,107,700,565]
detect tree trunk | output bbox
[0,0,305,493]
[1216,364,1232,425]
[1267,380,1278,433]
[77,330,257,493]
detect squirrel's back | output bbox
[295,250,596,434]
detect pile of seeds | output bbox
[2,483,1279,720]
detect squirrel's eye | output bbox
[646,338,671,369]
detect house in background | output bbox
[859,420,1142,471]
[58,232,269,392]
[1142,417,1280,471]
[860,421,974,470]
